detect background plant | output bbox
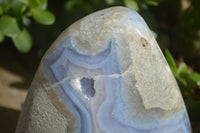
[0,0,55,53]
[165,49,200,120]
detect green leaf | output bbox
[0,30,5,43]
[145,0,159,6]
[105,0,115,5]
[25,0,47,8]
[31,8,55,25]
[37,0,47,5]
[28,0,38,7]
[20,0,29,5]
[1,1,12,13]
[176,76,187,90]
[39,3,47,10]
[188,72,200,86]
[9,2,27,16]
[124,0,139,11]
[185,77,198,91]
[177,62,188,75]
[0,5,3,15]
[165,49,177,75]
[12,29,32,53]
[0,15,21,37]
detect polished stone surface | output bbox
[16,6,191,133]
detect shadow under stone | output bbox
[0,106,20,133]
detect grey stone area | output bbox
[16,6,192,133]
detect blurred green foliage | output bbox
[0,0,55,53]
[0,0,162,53]
[165,49,200,98]
[165,49,200,120]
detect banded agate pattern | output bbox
[16,7,191,133]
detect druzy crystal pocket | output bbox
[16,7,192,133]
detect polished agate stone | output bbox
[16,7,192,133]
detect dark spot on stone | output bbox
[140,37,149,48]
[80,78,95,97]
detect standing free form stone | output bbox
[16,6,192,133]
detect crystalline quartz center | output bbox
[16,7,191,133]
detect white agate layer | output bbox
[15,7,192,133]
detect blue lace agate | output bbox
[16,6,192,133]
